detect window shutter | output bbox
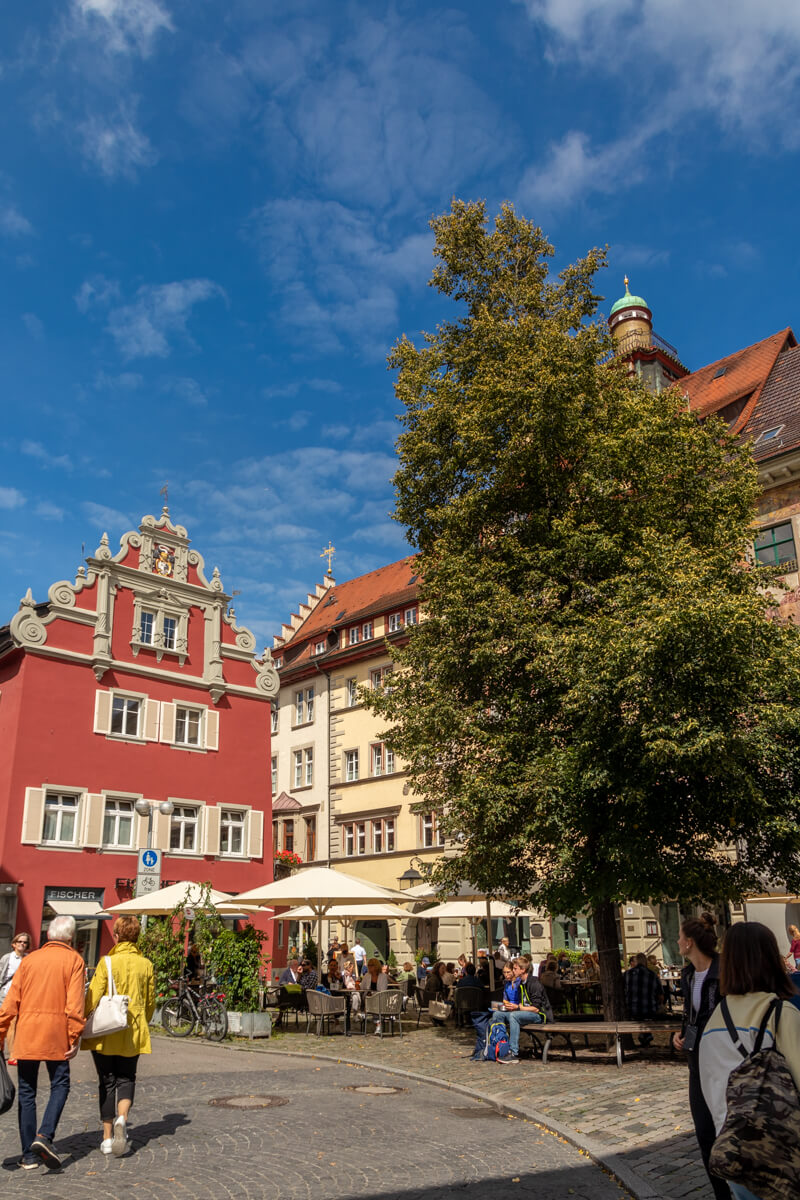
[195,805,206,854]
[247,810,264,860]
[93,690,112,734]
[83,793,105,848]
[151,804,171,850]
[160,702,176,744]
[205,806,221,856]
[205,709,219,751]
[143,699,160,742]
[20,787,46,844]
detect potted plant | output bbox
[273,849,302,879]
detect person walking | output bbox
[0,915,86,1171]
[81,915,155,1158]
[699,921,800,1200]
[787,923,800,968]
[0,932,32,1064]
[352,937,368,976]
[672,913,727,1200]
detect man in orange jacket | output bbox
[0,915,86,1171]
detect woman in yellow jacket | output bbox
[83,916,155,1157]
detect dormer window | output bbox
[314,640,326,656]
[349,626,360,645]
[387,612,402,633]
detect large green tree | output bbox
[368,200,800,1017]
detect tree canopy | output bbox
[367,200,800,1007]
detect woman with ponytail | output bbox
[673,913,728,1200]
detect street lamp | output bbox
[134,798,174,848]
[398,867,423,891]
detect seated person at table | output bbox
[363,958,389,994]
[496,956,554,1064]
[456,962,485,992]
[456,954,469,978]
[416,956,431,984]
[624,952,662,1045]
[279,958,301,985]
[538,958,562,990]
[501,963,520,1005]
[298,959,318,990]
[556,951,570,975]
[325,959,343,990]
[424,961,453,1024]
[340,957,361,1011]
[395,960,416,984]
[441,962,456,988]
[475,953,491,986]
[581,953,600,982]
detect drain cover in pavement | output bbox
[209,1095,289,1109]
[344,1084,407,1095]
[450,1106,506,1119]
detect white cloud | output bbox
[248,199,433,354]
[75,274,120,313]
[0,487,25,509]
[82,500,133,529]
[78,102,157,178]
[35,501,65,521]
[159,375,209,406]
[516,0,800,210]
[21,440,73,471]
[102,279,226,359]
[94,370,143,390]
[72,0,173,57]
[21,313,44,340]
[0,205,33,237]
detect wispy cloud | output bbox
[0,205,34,237]
[21,440,73,471]
[21,312,44,340]
[77,277,226,359]
[93,370,143,390]
[515,0,800,210]
[248,199,433,354]
[0,487,25,510]
[159,375,209,406]
[82,500,133,529]
[34,501,65,521]
[77,100,157,178]
[72,0,173,57]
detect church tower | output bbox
[608,277,688,393]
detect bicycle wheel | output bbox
[162,996,196,1037]
[199,997,228,1041]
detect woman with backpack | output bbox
[699,922,800,1200]
[672,913,728,1200]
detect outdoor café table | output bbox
[560,979,602,1014]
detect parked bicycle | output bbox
[161,975,228,1041]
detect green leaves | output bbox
[369,198,800,923]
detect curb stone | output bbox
[217,1037,668,1199]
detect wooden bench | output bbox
[520,1019,682,1067]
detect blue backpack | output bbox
[486,1017,512,1060]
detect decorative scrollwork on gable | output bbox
[10,589,48,647]
[252,647,280,699]
[222,606,256,652]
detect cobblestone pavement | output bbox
[0,1040,632,1200]
[258,1020,714,1200]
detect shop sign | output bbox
[44,886,105,904]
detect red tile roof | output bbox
[680,328,794,435]
[278,556,420,653]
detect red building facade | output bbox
[0,508,278,963]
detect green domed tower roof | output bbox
[610,277,649,317]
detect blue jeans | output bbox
[500,1010,544,1053]
[16,1060,71,1161]
[729,1186,761,1200]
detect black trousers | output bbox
[91,1052,139,1122]
[687,1051,730,1200]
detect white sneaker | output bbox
[100,1138,114,1156]
[112,1116,129,1157]
[373,1023,382,1035]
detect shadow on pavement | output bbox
[1,1111,193,1171]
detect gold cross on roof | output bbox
[320,541,335,573]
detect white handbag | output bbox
[83,956,130,1038]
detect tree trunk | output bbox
[593,899,625,1021]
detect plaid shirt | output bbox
[299,969,318,991]
[624,965,661,1019]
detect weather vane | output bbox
[320,541,335,573]
[160,481,169,508]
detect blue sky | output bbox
[2,0,800,649]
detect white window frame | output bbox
[345,749,359,782]
[421,812,444,848]
[139,609,155,646]
[347,678,359,707]
[220,808,247,857]
[131,594,189,663]
[271,755,278,795]
[343,824,355,856]
[111,693,142,738]
[174,705,203,748]
[271,706,279,734]
[102,796,136,849]
[294,687,314,726]
[42,791,80,846]
[293,750,303,789]
[349,626,360,645]
[384,817,396,852]
[356,821,366,855]
[362,621,373,640]
[372,819,383,854]
[371,742,395,777]
[170,804,200,853]
[370,665,393,691]
[314,640,326,656]
[388,612,402,633]
[304,747,313,786]
[405,607,418,626]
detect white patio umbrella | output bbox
[103,881,247,916]
[234,866,407,974]
[419,898,538,980]
[274,901,417,959]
